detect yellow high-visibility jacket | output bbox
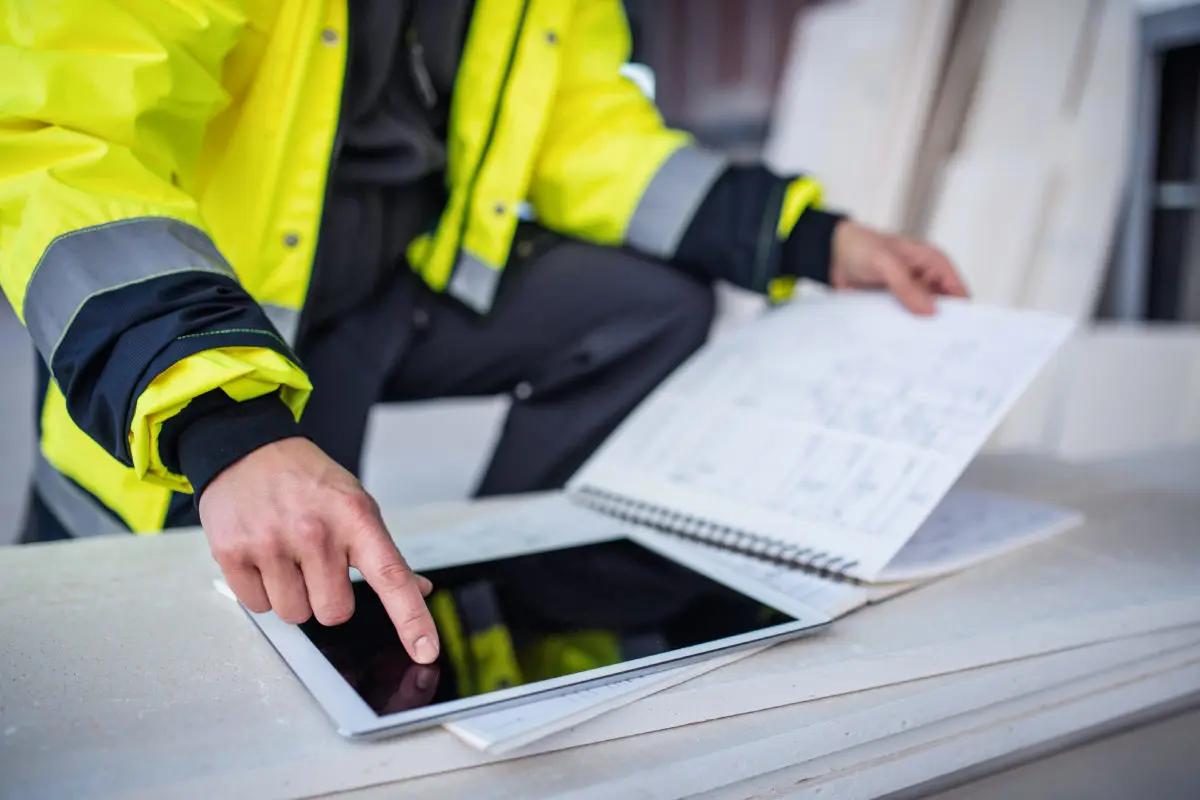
[0,1,821,535]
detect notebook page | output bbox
[876,488,1083,582]
[570,293,1072,581]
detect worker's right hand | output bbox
[197,436,440,664]
[830,219,969,315]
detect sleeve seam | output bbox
[174,327,289,349]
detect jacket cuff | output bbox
[160,390,302,500]
[781,208,845,286]
[674,164,788,293]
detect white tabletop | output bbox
[2,449,1198,799]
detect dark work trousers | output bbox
[20,226,714,541]
[299,225,715,495]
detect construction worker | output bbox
[1,1,967,666]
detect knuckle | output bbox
[252,529,287,560]
[241,595,271,614]
[339,489,376,521]
[316,600,354,626]
[398,608,430,630]
[277,606,312,625]
[209,540,244,567]
[293,518,327,549]
[374,560,415,591]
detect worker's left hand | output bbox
[830,219,968,314]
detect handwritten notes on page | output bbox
[570,294,1073,580]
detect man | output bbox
[1,1,966,666]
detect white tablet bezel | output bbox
[247,528,830,739]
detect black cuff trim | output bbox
[674,165,786,292]
[162,391,301,499]
[781,209,845,286]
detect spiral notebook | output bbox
[568,292,1075,584]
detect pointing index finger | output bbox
[350,526,440,664]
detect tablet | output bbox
[247,530,829,739]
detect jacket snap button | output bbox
[514,382,533,401]
[493,202,506,216]
[320,28,339,45]
[545,30,558,45]
[282,232,300,248]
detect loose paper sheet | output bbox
[571,294,1073,579]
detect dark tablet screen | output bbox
[299,537,795,715]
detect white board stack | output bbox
[766,0,1200,458]
[764,0,956,231]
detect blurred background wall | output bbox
[2,0,1197,544]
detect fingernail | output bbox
[415,667,434,691]
[414,635,438,664]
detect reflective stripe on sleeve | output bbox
[624,145,728,259]
[22,217,236,364]
[447,251,502,314]
[34,454,128,538]
[261,303,301,346]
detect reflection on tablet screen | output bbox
[299,537,794,715]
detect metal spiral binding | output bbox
[574,485,860,583]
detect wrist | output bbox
[782,209,846,286]
[164,391,303,500]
